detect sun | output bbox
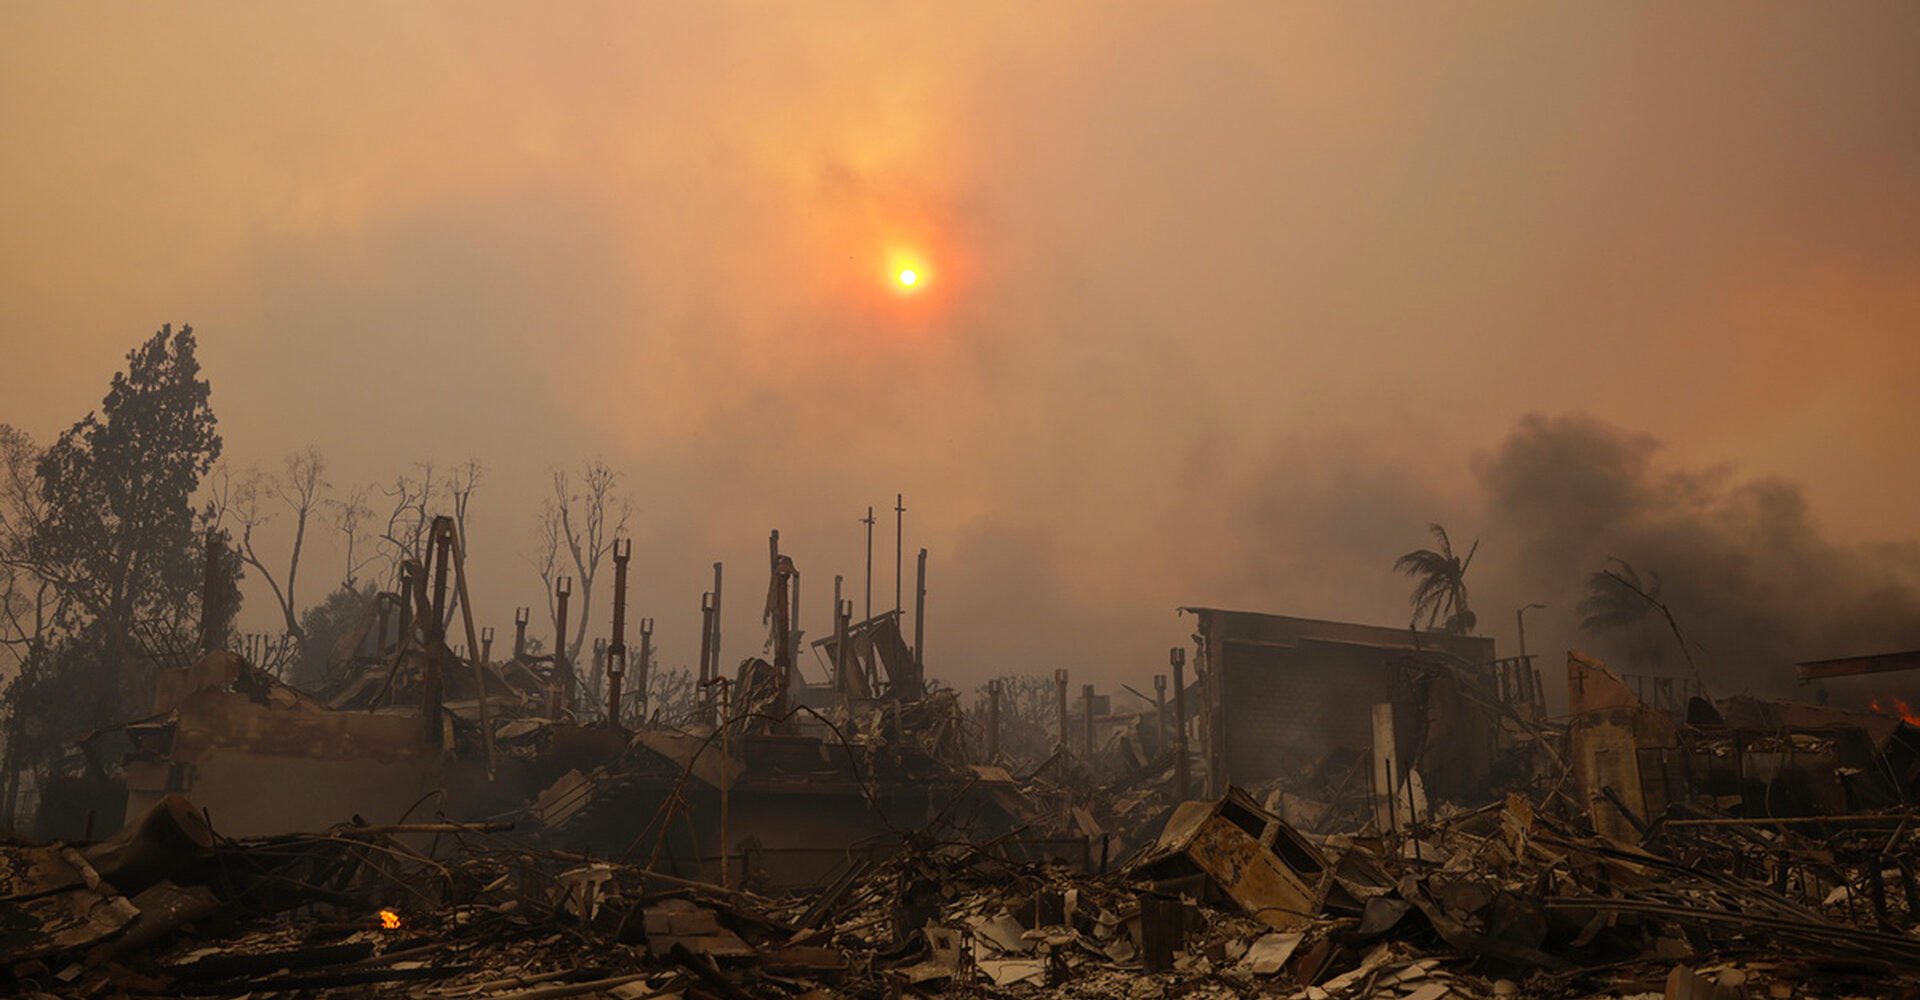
[897,268,918,287]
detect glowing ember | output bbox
[1868,695,1920,726]
[378,909,402,930]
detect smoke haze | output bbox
[3,4,1917,695]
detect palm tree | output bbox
[1394,524,1478,634]
[1577,557,1666,669]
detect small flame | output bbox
[1868,695,1920,727]
[378,909,402,930]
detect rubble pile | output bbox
[11,782,1920,999]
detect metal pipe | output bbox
[606,538,631,728]
[553,576,572,719]
[697,592,714,687]
[636,617,653,724]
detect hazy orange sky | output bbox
[3,4,1917,694]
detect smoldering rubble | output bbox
[9,536,1920,1000]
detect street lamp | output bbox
[1516,603,1546,662]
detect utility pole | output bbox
[1170,647,1190,802]
[913,548,927,680]
[860,507,874,622]
[893,493,905,614]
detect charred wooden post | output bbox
[832,575,847,691]
[1869,860,1895,932]
[606,538,631,728]
[199,526,226,653]
[987,680,1001,760]
[422,517,454,744]
[836,599,853,695]
[698,592,715,688]
[447,524,496,775]
[1899,857,1920,929]
[789,558,802,663]
[1170,647,1190,802]
[913,547,927,676]
[480,626,494,664]
[552,576,572,719]
[512,606,529,660]
[769,531,794,718]
[1055,668,1070,752]
[710,562,724,701]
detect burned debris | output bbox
[9,536,1920,999]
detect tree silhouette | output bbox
[1,325,238,828]
[1394,523,1479,634]
[1577,557,1667,669]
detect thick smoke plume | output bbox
[1475,413,1920,699]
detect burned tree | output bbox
[532,460,631,665]
[230,447,329,646]
[0,326,240,830]
[967,674,1060,768]
[329,481,378,592]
